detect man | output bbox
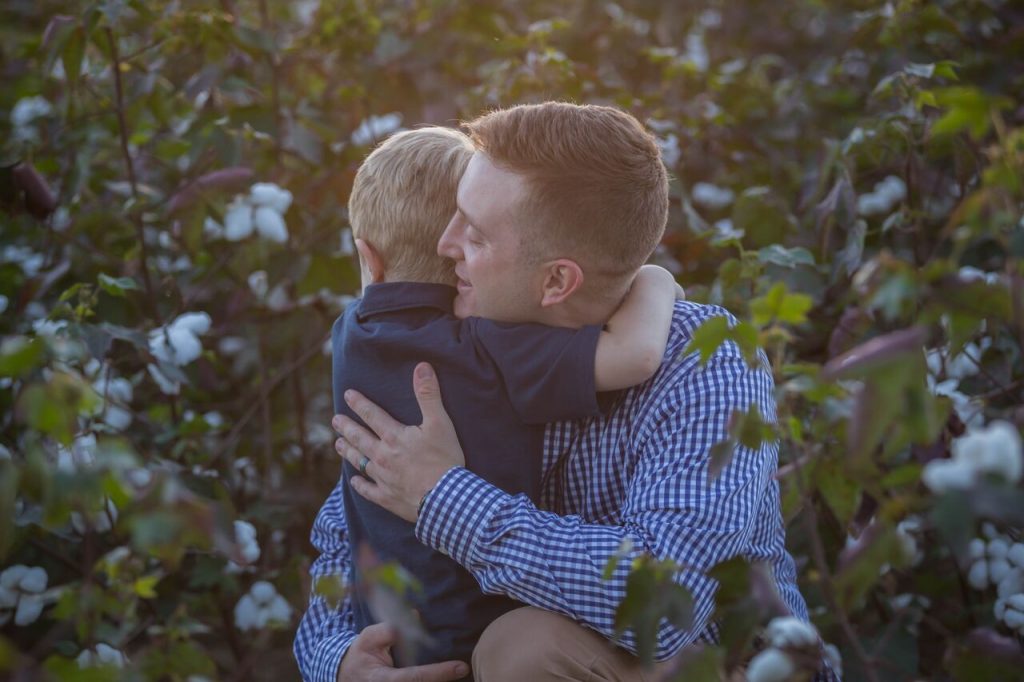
[298,102,825,681]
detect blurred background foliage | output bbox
[1,0,1022,679]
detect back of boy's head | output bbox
[348,126,474,285]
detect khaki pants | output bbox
[472,607,671,682]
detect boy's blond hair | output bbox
[348,126,473,285]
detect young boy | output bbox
[327,126,678,676]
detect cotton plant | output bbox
[233,581,292,631]
[9,95,52,143]
[856,175,906,216]
[70,497,118,535]
[55,432,98,472]
[691,182,735,211]
[84,360,134,431]
[0,565,50,626]
[227,520,261,572]
[147,311,212,395]
[1,244,46,277]
[922,421,1023,493]
[204,182,292,243]
[745,616,841,682]
[76,643,127,669]
[350,112,403,146]
[967,534,1024,590]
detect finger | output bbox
[355,622,399,652]
[675,283,686,301]
[344,389,404,439]
[336,415,381,458]
[412,363,448,430]
[383,660,470,682]
[338,437,369,474]
[350,475,384,505]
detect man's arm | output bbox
[594,264,681,391]
[334,346,781,661]
[294,481,358,682]
[415,351,773,660]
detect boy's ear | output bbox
[355,238,386,284]
[539,258,584,308]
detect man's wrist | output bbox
[415,467,508,565]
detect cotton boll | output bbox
[224,198,254,241]
[692,182,735,210]
[249,182,293,214]
[1007,543,1024,568]
[18,567,46,593]
[77,643,127,669]
[203,217,224,239]
[921,458,975,492]
[234,581,292,630]
[170,312,212,337]
[95,644,126,667]
[746,648,796,682]
[999,594,1024,634]
[952,421,1023,484]
[350,113,403,146]
[990,559,1012,585]
[251,581,275,603]
[10,96,52,127]
[253,206,288,243]
[15,595,44,626]
[996,568,1023,599]
[147,364,180,395]
[248,271,268,299]
[823,642,842,677]
[968,559,990,590]
[989,539,1010,560]
[764,616,819,648]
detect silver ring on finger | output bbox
[359,455,370,476]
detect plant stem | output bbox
[105,27,161,323]
[792,451,881,682]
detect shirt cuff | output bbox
[311,631,357,682]
[415,466,507,566]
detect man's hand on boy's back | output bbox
[333,362,465,523]
[338,623,468,682]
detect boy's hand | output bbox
[333,362,464,523]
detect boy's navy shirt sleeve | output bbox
[465,317,602,425]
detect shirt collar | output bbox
[356,282,456,321]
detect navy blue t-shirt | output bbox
[331,282,601,671]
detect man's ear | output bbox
[539,259,584,307]
[355,238,386,284]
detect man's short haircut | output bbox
[463,102,669,279]
[348,126,474,284]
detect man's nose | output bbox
[438,219,462,258]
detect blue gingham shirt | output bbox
[295,301,825,681]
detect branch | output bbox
[105,27,160,324]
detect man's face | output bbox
[438,152,542,321]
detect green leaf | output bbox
[62,27,86,86]
[97,273,139,297]
[757,245,816,268]
[750,282,813,327]
[134,574,161,599]
[683,316,730,364]
[731,187,797,249]
[0,336,46,378]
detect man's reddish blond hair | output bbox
[349,126,473,285]
[464,102,668,278]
